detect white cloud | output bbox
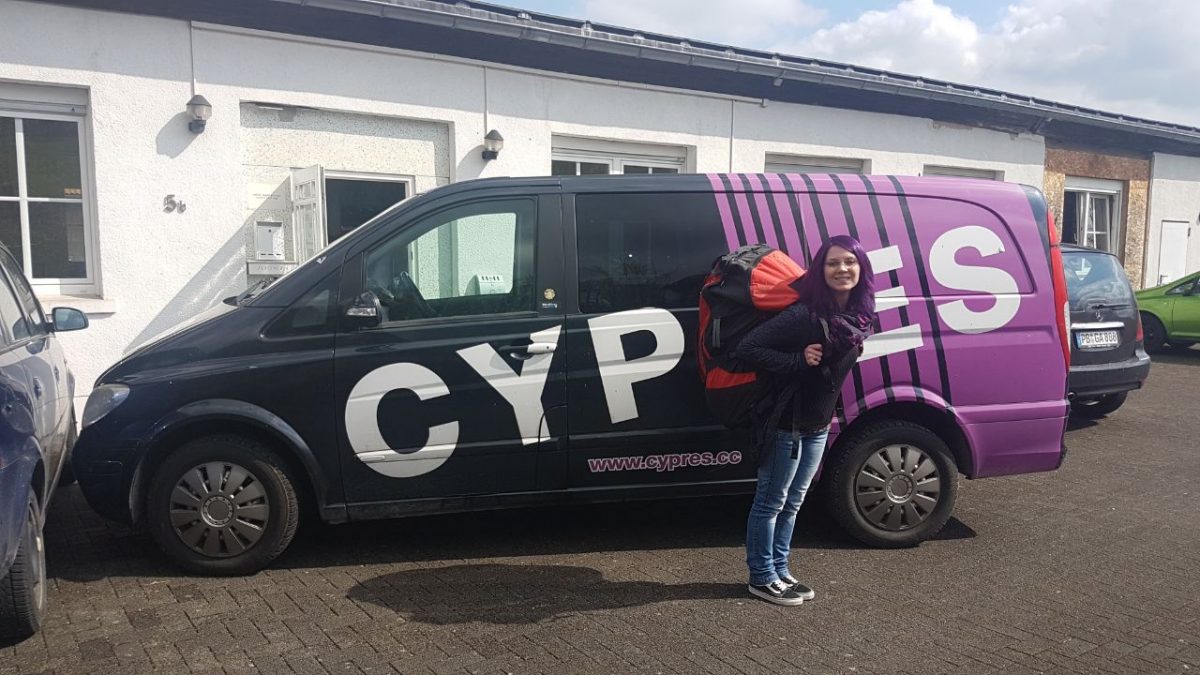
[796,0,1200,126]
[580,0,826,48]
[580,0,1200,127]
[797,0,980,78]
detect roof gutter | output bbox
[266,0,1200,147]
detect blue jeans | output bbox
[746,428,830,586]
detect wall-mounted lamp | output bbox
[186,94,212,133]
[482,129,504,161]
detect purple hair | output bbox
[797,235,876,321]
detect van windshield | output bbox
[1063,251,1134,311]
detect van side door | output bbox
[334,193,566,504]
[563,191,754,491]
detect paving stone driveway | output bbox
[3,353,1199,675]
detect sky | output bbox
[489,0,1200,128]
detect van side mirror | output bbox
[51,307,88,332]
[344,291,383,328]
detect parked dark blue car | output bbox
[0,245,87,640]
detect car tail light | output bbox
[1047,211,1071,366]
[1136,312,1144,343]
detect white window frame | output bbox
[551,137,687,176]
[0,110,97,295]
[765,154,869,174]
[1064,177,1124,257]
[922,165,1003,180]
[290,167,414,265]
[322,169,414,244]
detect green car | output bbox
[1136,270,1200,352]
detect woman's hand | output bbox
[804,343,823,367]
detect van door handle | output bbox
[33,378,43,399]
[502,342,557,359]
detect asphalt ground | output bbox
[3,349,1198,675]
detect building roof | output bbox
[35,0,1200,157]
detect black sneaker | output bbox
[778,573,815,601]
[748,580,804,606]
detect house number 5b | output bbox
[163,195,187,213]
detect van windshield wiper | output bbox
[1087,302,1130,310]
[225,279,273,306]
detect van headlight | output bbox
[82,384,130,428]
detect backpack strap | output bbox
[816,316,834,390]
[756,380,802,462]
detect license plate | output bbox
[1077,330,1120,349]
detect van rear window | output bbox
[576,193,729,313]
[1063,251,1134,311]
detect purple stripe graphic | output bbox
[706,174,741,250]
[783,174,823,257]
[730,176,760,245]
[847,176,906,398]
[763,174,804,259]
[744,174,779,249]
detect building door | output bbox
[1157,220,1191,286]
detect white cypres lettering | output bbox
[588,308,684,424]
[862,245,926,359]
[457,326,561,446]
[930,226,1021,334]
[345,363,459,478]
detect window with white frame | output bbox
[0,111,92,290]
[288,166,412,264]
[1062,177,1124,256]
[765,154,868,174]
[922,165,1002,180]
[551,137,686,176]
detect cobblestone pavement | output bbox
[3,352,1199,675]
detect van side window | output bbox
[264,271,339,337]
[365,198,537,322]
[575,193,728,313]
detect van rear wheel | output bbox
[825,420,957,548]
[147,435,299,576]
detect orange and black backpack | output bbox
[698,245,806,428]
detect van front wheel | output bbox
[825,420,957,548]
[147,435,300,576]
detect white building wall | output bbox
[1146,153,1200,286]
[0,1,1048,409]
[731,103,1045,185]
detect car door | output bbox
[0,251,65,461]
[0,269,41,483]
[334,192,566,504]
[0,258,60,482]
[564,190,754,491]
[1172,276,1200,339]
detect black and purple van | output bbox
[72,174,1071,575]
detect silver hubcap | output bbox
[855,444,941,532]
[169,462,269,558]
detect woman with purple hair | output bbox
[735,234,877,606]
